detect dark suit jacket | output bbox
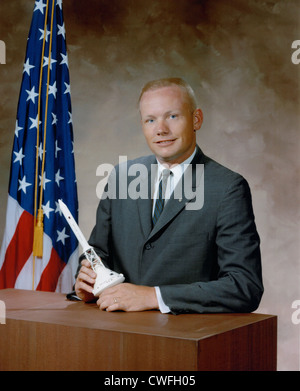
[88,145,263,314]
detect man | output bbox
[74,78,263,314]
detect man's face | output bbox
[139,85,202,167]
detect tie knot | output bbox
[161,169,171,181]
[160,169,171,201]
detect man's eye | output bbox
[169,114,177,119]
[146,119,154,124]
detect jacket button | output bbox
[145,243,152,250]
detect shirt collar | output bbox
[156,147,197,180]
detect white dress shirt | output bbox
[153,148,197,313]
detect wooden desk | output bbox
[0,289,277,371]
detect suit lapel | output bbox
[148,145,205,240]
[135,156,156,239]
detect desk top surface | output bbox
[0,288,276,341]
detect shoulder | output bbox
[196,147,243,181]
[203,154,242,181]
[196,147,250,198]
[115,154,156,173]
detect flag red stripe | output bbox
[36,247,66,292]
[0,211,34,289]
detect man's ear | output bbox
[193,109,203,131]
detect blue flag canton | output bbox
[9,0,78,262]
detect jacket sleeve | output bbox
[88,191,112,268]
[159,176,264,314]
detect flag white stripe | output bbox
[0,195,24,270]
[55,247,78,293]
[14,232,52,290]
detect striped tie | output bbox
[152,169,171,226]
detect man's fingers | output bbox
[81,259,91,268]
[75,260,96,297]
[95,283,158,312]
[79,265,96,279]
[77,279,94,294]
[97,295,121,312]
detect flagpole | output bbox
[32,0,55,287]
[32,0,49,289]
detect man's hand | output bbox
[97,283,159,312]
[75,259,97,302]
[75,259,159,311]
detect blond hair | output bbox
[138,77,197,112]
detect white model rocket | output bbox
[58,199,125,296]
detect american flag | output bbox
[0,0,78,292]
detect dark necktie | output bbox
[152,169,171,226]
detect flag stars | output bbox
[55,169,64,187]
[39,28,50,42]
[18,175,32,194]
[55,200,62,215]
[39,171,51,190]
[56,227,69,245]
[57,23,66,39]
[34,0,47,14]
[29,114,41,130]
[60,52,68,67]
[56,0,63,10]
[68,111,72,124]
[23,58,35,76]
[15,120,23,137]
[48,81,57,98]
[52,112,58,125]
[55,140,62,158]
[13,148,25,165]
[7,0,78,285]
[43,56,57,70]
[42,200,54,219]
[64,82,70,95]
[36,142,44,160]
[26,86,39,104]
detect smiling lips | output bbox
[155,139,176,146]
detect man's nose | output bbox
[156,119,170,134]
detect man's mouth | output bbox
[155,139,176,145]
